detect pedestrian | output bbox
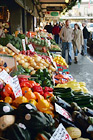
[52,23,60,44]
[59,20,74,65]
[44,22,49,32]
[59,22,63,44]
[81,22,90,56]
[72,23,84,63]
[0,23,5,38]
[47,23,53,34]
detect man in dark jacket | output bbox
[81,23,90,56]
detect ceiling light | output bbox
[65,0,69,3]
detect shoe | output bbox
[74,57,78,64]
[68,62,72,65]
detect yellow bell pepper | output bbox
[37,99,50,112]
[29,99,37,106]
[13,96,28,107]
[5,96,12,104]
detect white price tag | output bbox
[55,103,72,121]
[28,44,34,52]
[25,37,28,44]
[29,33,32,38]
[22,39,26,51]
[47,40,51,47]
[50,123,72,140]
[0,70,13,86]
[12,76,22,98]
[50,55,57,70]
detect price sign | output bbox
[28,44,34,52]
[12,75,22,98]
[25,37,28,44]
[55,103,72,121]
[50,123,72,140]
[22,39,26,51]
[0,70,13,86]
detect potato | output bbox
[0,115,15,130]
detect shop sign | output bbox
[51,12,59,16]
[50,123,72,140]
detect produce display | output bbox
[55,80,90,93]
[53,55,69,68]
[0,31,93,140]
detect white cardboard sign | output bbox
[22,39,26,51]
[28,44,34,52]
[0,70,22,98]
[55,103,72,121]
[12,75,22,98]
[50,123,72,140]
[0,70,13,86]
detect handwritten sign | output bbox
[50,123,72,140]
[22,39,26,51]
[28,44,34,52]
[12,76,22,98]
[0,70,13,86]
[55,103,72,121]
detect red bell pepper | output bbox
[32,86,44,95]
[18,78,28,83]
[43,87,53,93]
[20,81,31,88]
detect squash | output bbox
[0,102,14,117]
[4,123,31,140]
[24,111,55,132]
[0,115,15,130]
[66,127,81,139]
[75,138,90,140]
[16,103,37,118]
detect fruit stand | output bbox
[0,31,93,140]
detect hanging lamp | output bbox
[65,0,69,3]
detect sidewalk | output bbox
[69,54,93,94]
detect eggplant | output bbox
[87,125,93,139]
[72,111,89,131]
[55,96,73,113]
[59,115,76,128]
[82,107,93,117]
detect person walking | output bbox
[52,23,60,44]
[59,20,73,65]
[81,23,90,56]
[72,24,84,63]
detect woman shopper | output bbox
[52,23,60,44]
[73,24,84,63]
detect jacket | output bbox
[52,25,60,35]
[72,29,84,53]
[83,26,90,39]
[59,26,74,42]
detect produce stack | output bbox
[0,32,93,140]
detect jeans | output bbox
[83,39,87,55]
[54,34,59,44]
[74,48,78,57]
[62,42,72,63]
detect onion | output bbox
[15,57,21,61]
[28,66,34,70]
[30,70,36,75]
[22,62,30,68]
[4,67,10,73]
[19,60,25,64]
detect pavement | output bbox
[69,53,93,94]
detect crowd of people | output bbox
[44,20,90,65]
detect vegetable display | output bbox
[0,31,93,140]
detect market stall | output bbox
[0,31,93,140]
